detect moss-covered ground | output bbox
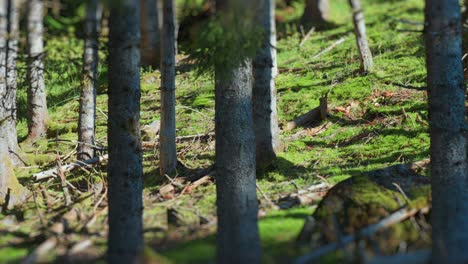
[0,0,432,262]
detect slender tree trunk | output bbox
[425,0,468,263]
[253,0,281,169]
[301,0,330,29]
[4,0,18,154]
[26,0,48,143]
[0,0,10,151]
[140,0,161,68]
[348,0,373,73]
[78,0,101,160]
[215,1,261,263]
[107,1,143,262]
[0,1,27,206]
[159,0,177,177]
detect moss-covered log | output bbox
[298,162,431,255]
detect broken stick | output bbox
[142,132,215,149]
[293,206,430,264]
[33,155,108,181]
[286,96,328,131]
[312,36,347,60]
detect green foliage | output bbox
[186,13,264,78]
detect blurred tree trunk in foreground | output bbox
[107,0,143,262]
[425,0,468,263]
[215,0,261,263]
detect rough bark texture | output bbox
[140,0,161,68]
[159,0,177,177]
[4,0,18,153]
[214,2,260,262]
[253,0,281,169]
[26,0,48,143]
[301,0,330,29]
[107,1,143,262]
[0,0,9,150]
[78,0,101,160]
[0,0,26,209]
[215,62,261,264]
[348,0,373,73]
[425,1,468,263]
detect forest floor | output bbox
[0,0,431,263]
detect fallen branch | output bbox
[284,122,332,141]
[160,171,215,199]
[299,27,315,47]
[293,206,429,264]
[312,37,347,60]
[142,132,215,149]
[33,155,108,181]
[278,182,331,209]
[56,156,72,206]
[286,96,328,131]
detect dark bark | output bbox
[26,0,48,143]
[159,0,177,177]
[214,2,260,263]
[107,0,143,262]
[4,0,18,154]
[301,0,330,29]
[140,0,161,68]
[348,0,373,73]
[425,0,468,263]
[253,0,281,169]
[215,62,261,264]
[78,0,101,160]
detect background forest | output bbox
[0,0,464,263]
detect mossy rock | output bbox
[298,163,431,254]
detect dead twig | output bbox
[312,37,347,60]
[142,132,215,149]
[256,183,279,209]
[286,96,328,131]
[56,155,72,207]
[299,27,315,47]
[33,154,109,181]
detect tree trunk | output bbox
[214,2,261,263]
[78,0,101,160]
[159,0,177,177]
[26,0,48,143]
[425,0,468,263]
[348,0,373,74]
[107,1,143,262]
[253,0,281,169]
[140,0,161,68]
[0,10,27,206]
[301,0,330,29]
[3,0,18,154]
